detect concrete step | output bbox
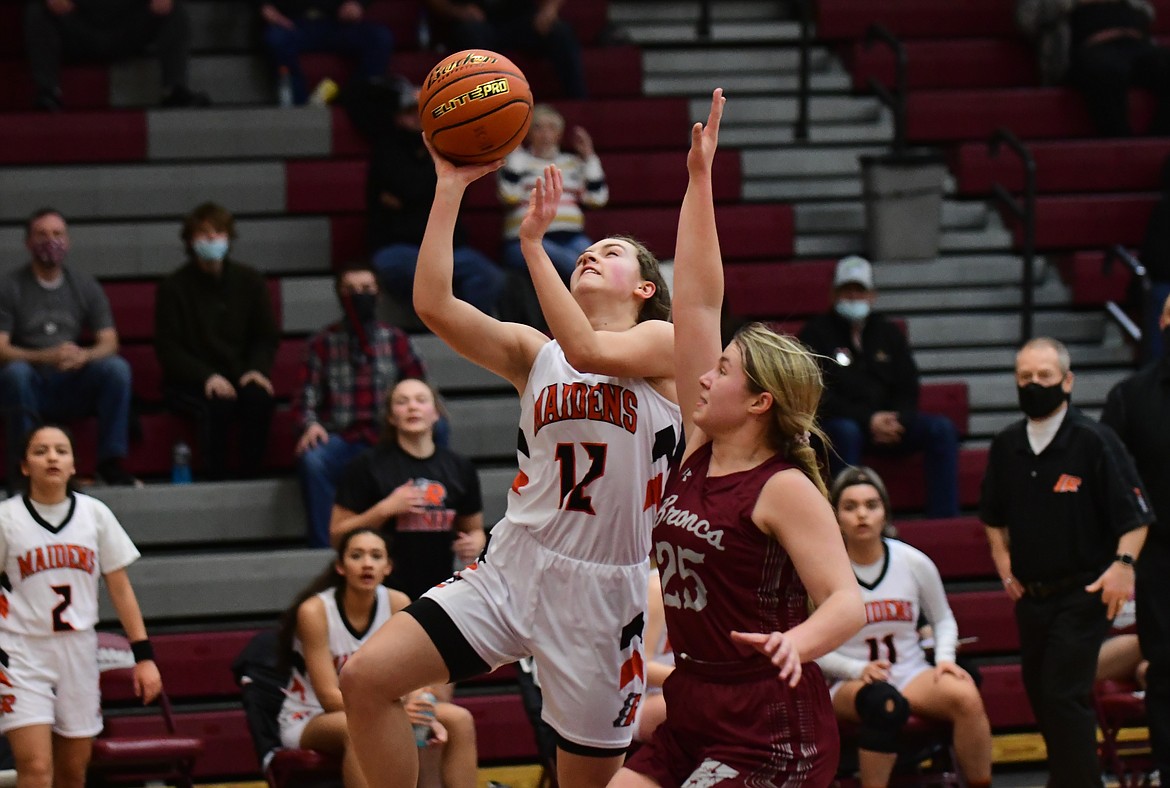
[643,47,835,76]
[915,343,1136,374]
[0,217,331,279]
[744,177,868,200]
[795,221,1014,257]
[710,95,884,125]
[645,71,851,95]
[876,277,1070,313]
[148,107,332,160]
[721,120,895,147]
[741,146,888,178]
[622,21,801,45]
[904,311,1106,349]
[111,54,275,107]
[0,161,284,222]
[610,0,792,25]
[795,200,991,234]
[872,255,1047,289]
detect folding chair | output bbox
[88,633,204,788]
[1095,678,1156,788]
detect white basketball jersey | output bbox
[0,493,139,636]
[820,539,956,686]
[504,340,682,565]
[282,586,391,718]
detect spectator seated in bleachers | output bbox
[423,0,587,98]
[497,104,608,283]
[275,527,477,788]
[1018,0,1170,137]
[154,202,280,481]
[295,261,429,549]
[330,378,483,602]
[257,0,393,106]
[0,208,138,489]
[23,0,209,111]
[798,256,960,518]
[819,467,993,788]
[366,80,503,317]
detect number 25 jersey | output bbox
[506,340,682,566]
[655,442,809,664]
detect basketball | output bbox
[418,49,533,165]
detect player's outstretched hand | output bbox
[134,659,163,705]
[518,165,563,245]
[687,88,725,178]
[422,134,503,188]
[730,630,803,687]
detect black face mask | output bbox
[1017,381,1068,420]
[346,292,378,325]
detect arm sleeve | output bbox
[245,274,280,375]
[94,499,141,574]
[978,435,1008,527]
[334,453,384,514]
[815,650,869,681]
[1097,424,1157,535]
[909,546,958,664]
[886,326,921,420]
[76,273,115,333]
[296,334,325,430]
[153,276,217,385]
[579,154,608,208]
[1100,382,1128,442]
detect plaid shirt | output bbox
[296,320,426,444]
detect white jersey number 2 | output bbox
[656,541,708,612]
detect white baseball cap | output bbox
[833,255,874,290]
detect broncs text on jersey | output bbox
[655,494,726,551]
[533,382,638,435]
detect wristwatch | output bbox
[1115,553,1137,567]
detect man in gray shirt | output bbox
[0,209,137,487]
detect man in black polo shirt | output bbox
[981,336,1152,788]
[1101,292,1170,777]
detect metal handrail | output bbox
[864,23,907,154]
[989,127,1037,343]
[1104,245,1152,357]
[795,0,812,141]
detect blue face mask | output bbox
[193,237,229,263]
[835,299,871,323]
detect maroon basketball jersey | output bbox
[653,441,809,665]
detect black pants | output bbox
[164,381,274,480]
[1070,37,1170,137]
[1137,539,1170,774]
[445,14,587,98]
[24,0,192,95]
[1016,588,1112,788]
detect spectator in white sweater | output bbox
[497,104,608,281]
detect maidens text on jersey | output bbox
[532,382,638,435]
[17,544,96,579]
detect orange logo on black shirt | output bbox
[1053,474,1083,493]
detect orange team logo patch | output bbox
[1053,474,1083,493]
[0,671,11,689]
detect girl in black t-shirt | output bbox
[329,379,484,602]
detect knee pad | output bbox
[854,681,910,754]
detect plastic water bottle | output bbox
[171,442,193,485]
[277,66,294,108]
[412,690,436,747]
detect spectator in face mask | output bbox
[154,202,280,480]
[798,255,960,518]
[0,208,137,489]
[295,261,430,547]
